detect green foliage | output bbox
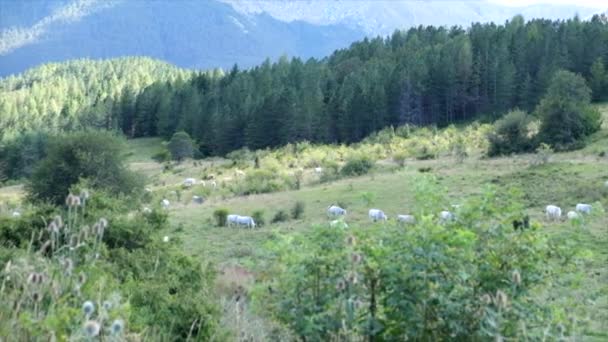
[291,201,305,220]
[537,70,602,150]
[167,131,195,161]
[488,109,535,156]
[392,150,407,167]
[271,210,290,224]
[251,210,266,227]
[0,131,49,180]
[213,208,229,227]
[26,131,143,205]
[151,149,171,162]
[256,178,579,340]
[233,168,294,195]
[531,143,553,166]
[0,193,219,340]
[340,156,374,177]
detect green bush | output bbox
[340,156,374,177]
[26,131,143,205]
[167,131,194,161]
[271,210,290,223]
[291,201,305,220]
[233,169,292,195]
[488,109,535,156]
[257,177,577,341]
[537,70,602,150]
[152,149,171,162]
[252,210,266,227]
[213,208,229,227]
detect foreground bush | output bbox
[0,192,219,340]
[255,176,578,340]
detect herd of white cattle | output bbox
[146,178,605,229]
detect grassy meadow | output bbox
[1,105,607,339]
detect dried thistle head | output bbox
[495,290,508,308]
[99,218,108,229]
[82,301,95,316]
[83,320,100,337]
[103,300,112,311]
[69,235,78,248]
[350,253,363,264]
[78,272,87,286]
[27,272,39,285]
[336,279,346,292]
[480,294,492,305]
[346,271,358,285]
[66,194,81,207]
[39,240,51,254]
[32,292,42,302]
[53,215,63,229]
[47,221,59,233]
[110,319,124,335]
[512,270,521,286]
[345,235,356,247]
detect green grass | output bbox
[125,137,165,163]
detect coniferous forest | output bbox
[1,15,608,155]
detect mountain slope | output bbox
[223,0,602,36]
[0,0,361,77]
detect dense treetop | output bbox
[1,15,608,155]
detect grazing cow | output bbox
[575,203,592,214]
[314,167,323,174]
[192,196,204,204]
[439,211,454,222]
[12,211,21,218]
[567,211,580,220]
[183,178,196,187]
[142,207,152,214]
[545,205,562,221]
[369,209,388,222]
[161,199,170,209]
[327,205,346,217]
[227,214,239,227]
[512,215,530,231]
[236,216,256,229]
[397,214,416,224]
[330,219,349,229]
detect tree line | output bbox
[1,15,608,156]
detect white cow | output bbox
[314,167,323,174]
[227,214,239,227]
[12,211,21,218]
[567,211,580,220]
[440,211,454,222]
[369,209,388,222]
[545,205,562,221]
[327,205,346,217]
[330,219,349,229]
[236,216,256,229]
[575,203,592,214]
[397,214,416,224]
[161,199,170,209]
[183,178,196,187]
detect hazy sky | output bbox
[490,0,606,9]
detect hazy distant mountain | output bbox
[0,0,603,77]
[0,0,361,76]
[222,0,601,36]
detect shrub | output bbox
[487,109,535,156]
[271,210,290,223]
[152,149,171,162]
[291,201,305,220]
[530,143,553,166]
[257,180,580,341]
[537,70,602,150]
[234,169,292,195]
[0,131,49,180]
[167,131,194,161]
[26,131,143,205]
[392,151,407,167]
[213,208,229,227]
[340,156,374,177]
[251,210,266,227]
